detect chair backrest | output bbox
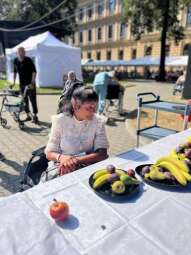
[27,154,49,185]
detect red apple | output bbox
[127,169,135,177]
[49,199,69,221]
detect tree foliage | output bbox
[122,0,191,80]
[0,0,77,37]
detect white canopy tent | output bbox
[6,31,82,87]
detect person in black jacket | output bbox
[12,47,39,124]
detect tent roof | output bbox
[6,31,80,53]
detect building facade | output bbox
[68,0,191,61]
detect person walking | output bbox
[173,70,186,96]
[12,47,39,124]
[93,71,115,116]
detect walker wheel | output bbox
[1,118,7,128]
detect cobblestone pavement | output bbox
[0,81,174,196]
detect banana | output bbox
[187,136,191,144]
[170,150,186,161]
[170,149,179,159]
[115,169,126,176]
[149,170,166,181]
[93,174,111,189]
[156,161,187,186]
[181,171,191,182]
[166,156,189,173]
[93,169,108,180]
[156,156,189,173]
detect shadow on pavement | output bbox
[0,158,24,193]
[23,121,51,135]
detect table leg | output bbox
[136,106,141,147]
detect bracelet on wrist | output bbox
[57,154,62,162]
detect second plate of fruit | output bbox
[136,137,191,188]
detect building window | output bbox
[107,51,112,60]
[79,8,84,21]
[108,25,113,39]
[120,23,127,38]
[118,50,124,60]
[88,29,92,42]
[144,46,152,56]
[79,31,83,43]
[187,6,191,25]
[108,0,116,14]
[87,5,93,19]
[183,44,190,55]
[97,51,101,60]
[131,49,137,59]
[87,52,92,59]
[165,45,170,56]
[97,27,102,40]
[97,1,104,16]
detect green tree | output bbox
[122,0,191,81]
[0,0,77,37]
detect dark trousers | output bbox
[21,85,38,114]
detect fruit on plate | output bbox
[111,181,126,194]
[148,165,166,181]
[141,155,191,186]
[126,169,135,177]
[171,138,191,161]
[115,169,126,176]
[93,173,112,189]
[49,199,69,221]
[120,174,140,185]
[92,165,116,180]
[91,165,139,194]
[92,169,109,180]
[106,164,116,173]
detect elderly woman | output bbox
[58,71,83,114]
[45,86,109,178]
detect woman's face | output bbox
[75,101,97,120]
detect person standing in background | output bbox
[93,71,115,116]
[12,47,39,124]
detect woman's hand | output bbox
[59,155,79,175]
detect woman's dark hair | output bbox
[64,86,98,116]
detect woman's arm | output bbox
[58,149,108,175]
[46,151,61,162]
[76,148,108,165]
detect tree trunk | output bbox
[158,0,170,81]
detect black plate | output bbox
[89,170,140,200]
[135,164,183,188]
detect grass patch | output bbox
[0,79,62,94]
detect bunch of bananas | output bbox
[143,156,191,186]
[92,166,140,194]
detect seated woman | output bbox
[45,86,109,178]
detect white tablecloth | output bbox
[1,129,191,255]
